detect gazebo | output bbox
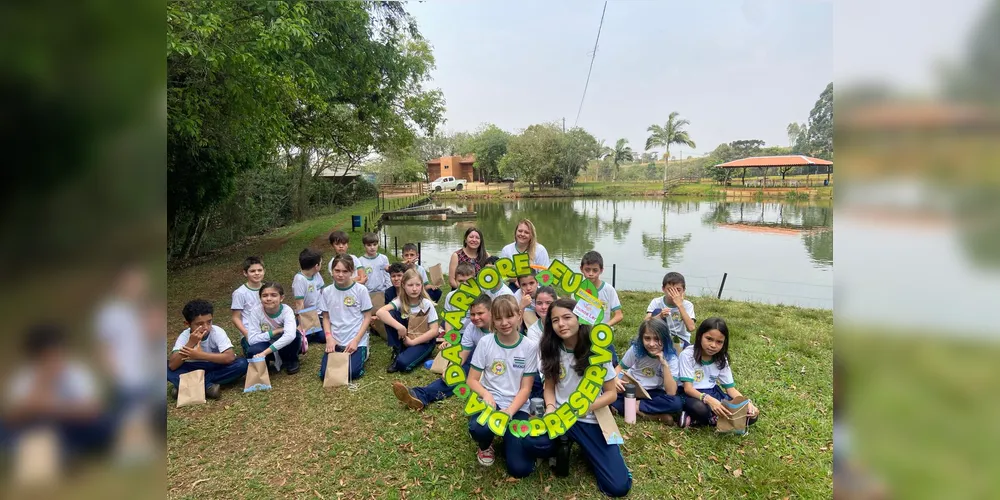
[715,155,833,187]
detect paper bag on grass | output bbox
[297,306,321,333]
[406,310,430,340]
[716,396,750,435]
[429,350,448,374]
[369,292,386,337]
[593,406,624,445]
[177,369,206,407]
[427,263,444,288]
[323,352,350,388]
[244,358,272,392]
[13,427,60,486]
[522,309,538,327]
[619,371,651,400]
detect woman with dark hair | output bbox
[448,227,489,288]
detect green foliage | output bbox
[466,124,511,182]
[601,138,636,182]
[501,124,600,188]
[167,1,445,259]
[806,83,833,160]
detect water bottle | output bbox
[624,384,637,424]
[530,397,545,417]
[554,435,571,477]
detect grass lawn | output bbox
[167,200,833,499]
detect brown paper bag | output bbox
[593,406,624,445]
[323,352,350,388]
[369,292,386,337]
[715,396,750,435]
[177,369,206,407]
[427,263,444,287]
[429,350,448,374]
[244,358,272,392]
[13,427,60,486]
[298,308,321,333]
[114,406,156,462]
[620,371,652,400]
[522,309,538,327]
[406,310,430,340]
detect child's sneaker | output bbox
[476,445,495,466]
[205,383,222,400]
[677,411,691,428]
[391,381,424,411]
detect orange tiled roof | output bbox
[716,155,832,168]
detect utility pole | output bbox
[562,117,566,133]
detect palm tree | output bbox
[645,112,696,184]
[601,138,636,182]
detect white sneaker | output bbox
[477,445,495,466]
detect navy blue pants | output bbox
[167,358,248,389]
[0,417,115,464]
[427,287,443,303]
[318,345,368,381]
[530,421,632,497]
[683,386,758,427]
[244,333,302,367]
[469,408,546,478]
[386,310,436,372]
[611,387,683,415]
[411,349,474,406]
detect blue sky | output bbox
[406,0,833,158]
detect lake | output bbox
[381,197,832,309]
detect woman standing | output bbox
[499,219,550,290]
[448,227,490,288]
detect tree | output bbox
[787,122,805,147]
[500,123,599,188]
[705,143,737,184]
[601,138,636,182]
[806,83,833,160]
[645,112,696,184]
[465,124,510,183]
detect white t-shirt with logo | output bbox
[292,272,325,310]
[460,322,491,351]
[619,345,680,390]
[389,297,439,325]
[358,254,390,292]
[553,347,615,424]
[677,346,735,391]
[231,283,262,332]
[318,282,374,347]
[470,334,539,413]
[645,297,696,344]
[595,282,622,325]
[171,324,235,357]
[499,242,551,268]
[246,304,298,352]
[525,320,545,379]
[484,283,514,300]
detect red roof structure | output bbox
[715,155,832,168]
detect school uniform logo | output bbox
[343,296,357,307]
[490,360,507,376]
[308,285,315,293]
[559,364,566,381]
[260,322,271,333]
[694,369,705,383]
[364,266,374,275]
[513,356,526,369]
[641,367,655,377]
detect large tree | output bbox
[465,124,510,183]
[601,138,636,182]
[500,123,599,188]
[806,83,833,160]
[645,112,696,184]
[787,122,805,147]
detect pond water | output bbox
[381,197,832,309]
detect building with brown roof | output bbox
[426,155,478,182]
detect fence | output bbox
[378,182,426,195]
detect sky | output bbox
[406,0,835,158]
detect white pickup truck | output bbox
[429,176,466,192]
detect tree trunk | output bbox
[190,210,212,257]
[296,150,309,221]
[661,147,670,184]
[742,167,747,186]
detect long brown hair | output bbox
[463,227,488,268]
[540,298,592,381]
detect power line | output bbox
[573,1,607,128]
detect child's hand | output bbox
[345,339,360,354]
[747,401,759,417]
[519,294,532,310]
[325,337,336,353]
[707,397,732,418]
[396,326,407,340]
[187,325,207,347]
[658,309,669,320]
[179,346,201,360]
[253,351,268,360]
[500,407,516,418]
[666,286,685,305]
[481,392,497,408]
[403,336,416,347]
[614,378,626,393]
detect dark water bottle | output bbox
[554,435,571,477]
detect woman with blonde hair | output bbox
[499,219,550,291]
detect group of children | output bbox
[167,225,761,498]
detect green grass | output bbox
[167,200,833,499]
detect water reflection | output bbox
[384,197,832,308]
